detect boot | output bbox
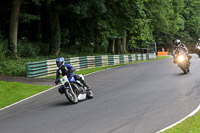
[173,59,177,64]
[80,80,91,90]
[58,86,65,94]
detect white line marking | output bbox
[156,104,200,133]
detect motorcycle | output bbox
[59,74,93,104]
[196,46,200,58]
[174,47,190,74]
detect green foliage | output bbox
[1,0,200,58]
[0,53,110,76]
[180,0,200,42]
[19,13,40,23]
[0,38,7,61]
[0,59,27,76]
[18,41,40,57]
[145,0,184,48]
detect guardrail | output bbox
[26,53,156,78]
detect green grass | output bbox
[161,111,200,133]
[46,56,170,79]
[0,81,50,109]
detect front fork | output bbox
[64,80,76,95]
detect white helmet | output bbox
[174,39,181,46]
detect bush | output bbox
[18,41,40,57]
[0,39,7,61]
[0,59,26,76]
[0,51,110,77]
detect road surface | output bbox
[1,55,200,133]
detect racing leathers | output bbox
[55,64,90,94]
[173,43,191,64]
[196,41,200,49]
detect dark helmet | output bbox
[174,39,181,46]
[56,57,65,68]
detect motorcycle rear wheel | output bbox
[86,90,94,99]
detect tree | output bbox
[145,0,184,49]
[8,0,21,58]
[179,0,200,42]
[46,0,61,55]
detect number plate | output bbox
[60,76,68,85]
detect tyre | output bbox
[179,63,187,74]
[86,90,94,99]
[65,89,78,104]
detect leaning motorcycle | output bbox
[59,74,93,104]
[174,48,190,74]
[196,46,200,58]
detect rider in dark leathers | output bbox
[55,57,90,94]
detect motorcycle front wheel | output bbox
[65,89,78,104]
[198,53,200,58]
[86,90,94,99]
[179,62,188,74]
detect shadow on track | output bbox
[50,101,73,107]
[50,98,90,107]
[173,72,190,76]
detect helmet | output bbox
[56,57,65,68]
[174,39,181,46]
[198,38,200,41]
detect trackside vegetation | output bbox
[0,0,200,60]
[0,53,109,76]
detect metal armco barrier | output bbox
[26,53,156,78]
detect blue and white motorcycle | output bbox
[59,74,93,104]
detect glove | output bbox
[73,68,76,72]
[55,79,60,85]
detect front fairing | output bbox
[68,76,76,82]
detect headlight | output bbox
[198,47,200,49]
[178,56,184,61]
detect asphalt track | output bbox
[1,55,200,133]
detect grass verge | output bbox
[0,81,50,109]
[46,56,170,79]
[161,110,200,133]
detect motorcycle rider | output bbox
[55,57,90,94]
[173,39,191,64]
[196,38,200,49]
